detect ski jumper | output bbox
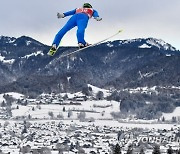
[53,8,100,47]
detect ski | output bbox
[60,29,123,58]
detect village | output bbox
[0,119,180,154]
[0,86,180,154]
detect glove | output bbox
[57,13,65,18]
[95,17,102,21]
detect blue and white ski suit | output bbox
[53,8,100,46]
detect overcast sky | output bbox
[1,0,180,49]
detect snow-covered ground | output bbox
[11,100,119,120]
[0,92,24,102]
[10,102,180,130]
[63,120,179,130]
[88,84,111,97]
[162,107,180,120]
[139,43,151,49]
[1,89,180,127]
[21,50,44,59]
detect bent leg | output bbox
[53,16,77,47]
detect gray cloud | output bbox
[0,0,180,49]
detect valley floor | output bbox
[0,92,180,153]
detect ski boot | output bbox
[78,42,91,49]
[48,44,57,56]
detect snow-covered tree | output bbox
[77,112,86,122]
[126,144,133,154]
[167,146,173,154]
[113,143,121,154]
[48,111,54,119]
[152,145,161,154]
[96,91,104,100]
[68,110,73,118]
[139,147,145,154]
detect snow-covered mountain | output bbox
[0,35,180,119]
[106,38,177,51]
[1,35,180,154]
[0,35,44,47]
[0,35,179,93]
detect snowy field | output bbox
[10,100,120,120]
[0,91,180,130]
[0,119,179,130]
[162,107,180,120]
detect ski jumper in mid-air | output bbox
[48,3,102,56]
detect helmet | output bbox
[83,3,92,8]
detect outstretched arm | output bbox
[93,10,102,21]
[92,10,100,18]
[57,9,76,18]
[63,9,76,17]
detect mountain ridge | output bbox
[0,35,179,95]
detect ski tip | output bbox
[118,29,123,33]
